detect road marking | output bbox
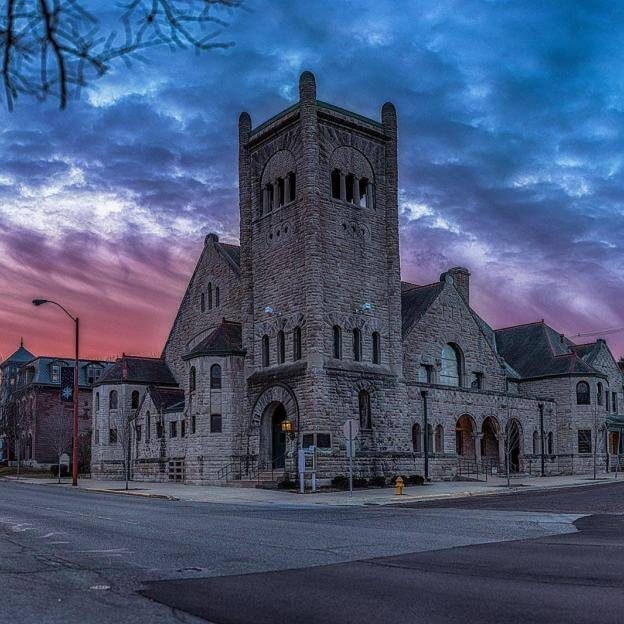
[42,531,67,538]
[89,585,111,591]
[79,548,131,554]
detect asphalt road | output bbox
[0,480,622,623]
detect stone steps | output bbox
[226,470,284,489]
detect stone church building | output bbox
[91,72,624,484]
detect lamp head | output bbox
[32,299,48,306]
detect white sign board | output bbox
[342,419,360,439]
[59,453,70,466]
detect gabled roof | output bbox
[97,356,177,386]
[184,320,244,359]
[494,322,601,380]
[401,281,444,335]
[149,385,185,413]
[19,357,112,387]
[1,344,35,368]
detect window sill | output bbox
[255,199,297,222]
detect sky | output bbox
[0,0,623,362]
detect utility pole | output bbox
[539,403,545,477]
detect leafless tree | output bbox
[3,393,32,476]
[0,0,241,110]
[49,404,71,482]
[112,402,135,490]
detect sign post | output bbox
[342,419,360,498]
[298,449,305,494]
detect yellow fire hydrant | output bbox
[395,476,405,495]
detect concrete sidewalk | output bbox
[1,472,620,507]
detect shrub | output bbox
[277,478,297,490]
[407,474,425,486]
[370,475,386,487]
[331,474,349,490]
[353,477,369,488]
[49,465,69,478]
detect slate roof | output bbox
[494,322,601,380]
[184,321,244,359]
[219,243,240,268]
[17,357,112,387]
[97,356,177,386]
[149,386,185,413]
[1,344,35,368]
[401,281,444,335]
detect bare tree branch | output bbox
[0,0,241,110]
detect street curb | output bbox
[80,487,179,501]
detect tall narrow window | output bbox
[131,390,140,410]
[427,424,434,456]
[440,344,462,387]
[434,425,444,453]
[266,183,274,213]
[277,177,285,206]
[331,169,341,199]
[332,326,342,359]
[95,392,100,412]
[200,293,205,312]
[210,364,222,389]
[358,390,372,430]
[358,177,369,208]
[353,328,362,362]
[208,283,213,309]
[547,431,553,455]
[277,330,285,364]
[189,366,196,393]
[288,172,296,201]
[293,326,302,361]
[412,423,421,453]
[146,411,151,442]
[215,287,220,307]
[109,390,118,410]
[533,430,539,455]
[576,381,590,405]
[606,390,610,412]
[345,173,355,203]
[578,429,592,453]
[262,335,270,367]
[597,382,603,406]
[372,332,381,364]
[613,392,618,413]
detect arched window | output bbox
[358,390,371,430]
[131,390,140,410]
[277,330,285,364]
[208,283,213,310]
[547,431,554,455]
[412,423,421,453]
[293,326,302,361]
[332,326,342,359]
[262,335,270,367]
[95,392,99,412]
[265,183,274,213]
[331,169,341,199]
[533,430,539,455]
[576,381,590,405]
[372,332,381,364]
[597,382,603,406]
[189,366,196,393]
[200,293,205,312]
[109,390,118,410]
[440,343,462,387]
[353,328,362,362]
[358,177,370,208]
[277,177,285,206]
[210,364,222,389]
[215,286,220,307]
[434,425,444,453]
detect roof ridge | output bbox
[494,320,545,332]
[404,280,441,292]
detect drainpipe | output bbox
[539,403,545,477]
[421,390,429,481]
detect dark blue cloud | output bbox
[0,0,622,358]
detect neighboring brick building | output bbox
[91,72,624,484]
[0,347,111,469]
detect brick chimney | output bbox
[441,267,471,305]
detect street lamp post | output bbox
[32,299,80,487]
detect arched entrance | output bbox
[455,414,476,458]
[506,419,522,473]
[481,417,500,461]
[260,402,287,469]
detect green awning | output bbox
[606,415,624,431]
